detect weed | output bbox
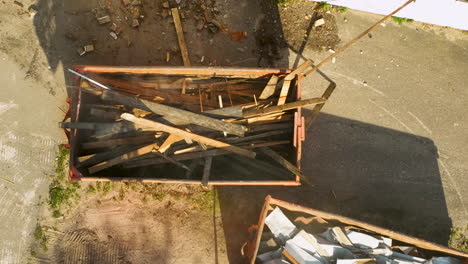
[55,145,69,181]
[102,182,111,194]
[151,191,165,201]
[33,225,48,252]
[392,16,414,25]
[277,0,293,7]
[317,1,332,11]
[316,2,348,13]
[449,226,468,252]
[190,190,216,212]
[30,249,37,257]
[52,210,61,218]
[48,145,81,216]
[48,182,80,210]
[96,181,102,191]
[337,6,348,13]
[118,187,126,200]
[87,184,96,194]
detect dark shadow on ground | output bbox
[218,112,452,263]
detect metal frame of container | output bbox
[64,66,307,186]
[244,195,468,263]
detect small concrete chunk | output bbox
[97,15,111,24]
[314,18,325,27]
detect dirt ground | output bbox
[1,0,467,263]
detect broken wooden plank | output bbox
[101,89,248,136]
[305,82,336,129]
[260,147,311,184]
[277,60,313,105]
[90,107,123,120]
[201,157,213,186]
[248,122,293,133]
[171,7,191,66]
[81,133,156,149]
[225,130,288,144]
[77,144,147,167]
[159,134,184,153]
[153,151,190,171]
[244,98,326,118]
[124,140,289,168]
[121,113,256,158]
[88,143,160,174]
[259,75,279,99]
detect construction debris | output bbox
[258,207,464,264]
[66,60,331,185]
[314,18,325,27]
[97,15,111,24]
[77,44,94,56]
[110,31,118,40]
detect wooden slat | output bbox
[305,82,336,129]
[121,113,256,158]
[171,8,191,66]
[101,89,248,136]
[124,140,290,168]
[260,147,311,184]
[159,134,184,153]
[81,134,156,149]
[201,157,213,187]
[88,143,159,174]
[259,75,279,99]
[153,151,190,171]
[244,98,326,118]
[277,60,313,105]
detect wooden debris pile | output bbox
[64,62,333,185]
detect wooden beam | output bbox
[259,75,279,99]
[81,134,156,149]
[247,122,292,133]
[153,151,190,171]
[277,60,313,105]
[259,147,311,184]
[243,98,326,118]
[124,140,289,168]
[171,8,191,66]
[101,89,248,136]
[201,157,213,187]
[88,143,159,174]
[305,82,336,129]
[159,134,184,153]
[121,113,256,158]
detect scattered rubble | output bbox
[97,15,111,25]
[77,44,94,56]
[314,18,325,27]
[258,207,464,264]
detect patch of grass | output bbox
[55,145,69,181]
[96,181,102,191]
[87,184,96,194]
[392,16,414,25]
[190,190,216,212]
[449,226,468,252]
[316,2,348,13]
[52,210,61,218]
[102,182,111,194]
[277,0,293,7]
[33,225,48,252]
[317,1,332,11]
[48,145,81,217]
[336,6,348,13]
